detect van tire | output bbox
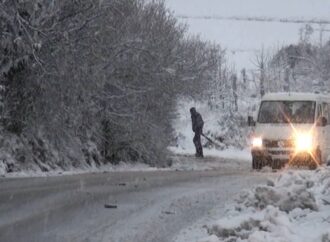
[316,149,322,165]
[271,160,282,170]
[309,149,322,170]
[252,157,257,170]
[252,157,266,170]
[252,157,261,170]
[309,162,317,170]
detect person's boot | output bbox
[197,147,204,158]
[195,148,200,157]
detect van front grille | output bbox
[263,139,293,148]
[268,150,293,156]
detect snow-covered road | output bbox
[0,157,270,242]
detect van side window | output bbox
[322,103,330,121]
[317,104,323,119]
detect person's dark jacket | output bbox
[191,112,204,134]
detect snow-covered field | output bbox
[192,168,330,242]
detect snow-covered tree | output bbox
[0,0,228,170]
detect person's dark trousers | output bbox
[193,131,203,157]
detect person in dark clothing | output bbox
[190,107,204,158]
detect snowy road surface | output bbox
[0,156,270,242]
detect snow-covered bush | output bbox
[0,0,230,173]
[0,130,102,174]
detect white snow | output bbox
[2,149,252,178]
[262,92,330,101]
[1,162,159,178]
[169,146,251,162]
[199,168,330,242]
[0,161,6,176]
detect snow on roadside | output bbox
[1,162,159,178]
[2,147,251,178]
[169,146,251,162]
[200,168,330,242]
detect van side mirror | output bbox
[317,117,327,127]
[248,116,256,127]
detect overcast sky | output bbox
[165,0,330,70]
[166,0,330,19]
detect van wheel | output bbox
[309,162,317,170]
[252,157,262,170]
[308,149,322,170]
[316,149,322,165]
[271,160,280,170]
[252,157,267,170]
[252,157,257,170]
[309,149,322,170]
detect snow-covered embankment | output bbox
[201,168,330,242]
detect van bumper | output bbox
[252,148,318,169]
[252,148,292,163]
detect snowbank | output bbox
[169,146,251,162]
[3,147,252,178]
[3,153,251,178]
[1,161,160,178]
[201,168,330,242]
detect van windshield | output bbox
[258,101,316,124]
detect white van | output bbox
[248,92,330,170]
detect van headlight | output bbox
[294,132,313,152]
[252,137,263,148]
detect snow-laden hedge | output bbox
[1,0,229,172]
[201,169,330,242]
[0,132,101,175]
